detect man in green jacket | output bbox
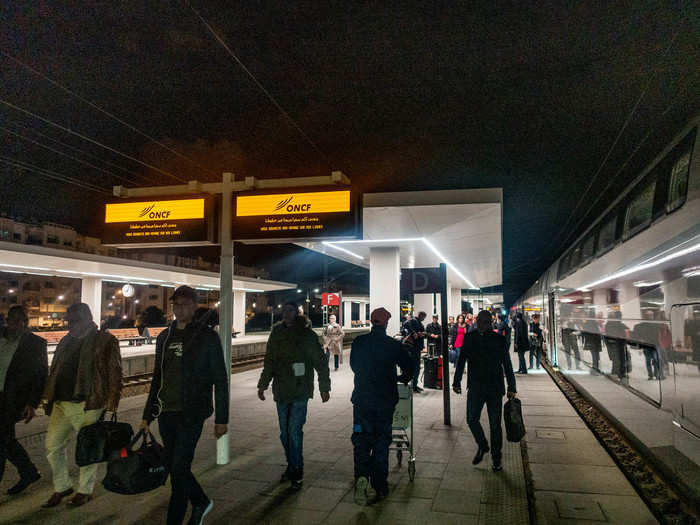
[257,301,331,490]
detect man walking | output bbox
[513,312,530,374]
[43,303,121,508]
[141,286,229,525]
[404,311,427,393]
[0,306,48,495]
[257,302,330,490]
[453,311,517,472]
[350,307,413,505]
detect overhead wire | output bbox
[0,155,111,194]
[543,29,681,257]
[0,125,145,186]
[182,0,332,167]
[1,50,219,178]
[3,118,149,182]
[0,97,187,183]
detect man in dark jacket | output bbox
[513,312,530,374]
[425,315,441,356]
[257,301,330,490]
[453,311,517,472]
[404,311,427,392]
[351,307,413,505]
[0,306,48,495]
[141,286,229,525]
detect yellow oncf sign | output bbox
[105,199,205,223]
[236,190,350,217]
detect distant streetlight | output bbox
[8,289,14,294]
[134,299,140,304]
[108,302,113,307]
[122,315,127,319]
[277,304,282,308]
[58,295,64,301]
[296,289,302,293]
[252,302,256,308]
[313,288,320,293]
[111,295,115,299]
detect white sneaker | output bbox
[188,499,213,525]
[354,476,369,506]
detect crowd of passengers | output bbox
[0,287,525,524]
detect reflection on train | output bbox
[515,115,700,502]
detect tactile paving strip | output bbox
[478,438,530,524]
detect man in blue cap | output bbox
[350,307,413,505]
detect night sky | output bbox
[1,2,698,304]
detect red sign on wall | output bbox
[322,293,340,306]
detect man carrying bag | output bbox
[140,286,229,525]
[452,310,517,472]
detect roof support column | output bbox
[234,290,246,337]
[370,247,400,336]
[449,286,461,318]
[81,277,102,324]
[343,301,353,329]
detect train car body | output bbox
[515,115,700,502]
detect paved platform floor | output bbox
[0,353,657,524]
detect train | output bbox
[514,114,700,501]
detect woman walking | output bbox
[450,314,468,366]
[323,314,345,371]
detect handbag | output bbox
[503,398,526,443]
[448,348,457,364]
[102,429,168,495]
[76,411,134,467]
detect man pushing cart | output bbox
[350,307,414,506]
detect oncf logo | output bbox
[138,203,172,219]
[273,196,311,213]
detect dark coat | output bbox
[2,331,48,427]
[143,321,229,425]
[350,326,414,408]
[452,330,516,397]
[513,318,530,353]
[425,322,441,347]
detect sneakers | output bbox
[289,468,304,491]
[354,476,369,506]
[472,446,489,465]
[188,499,214,525]
[280,467,291,483]
[7,471,40,495]
[290,479,303,491]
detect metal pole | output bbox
[440,263,451,425]
[217,172,233,465]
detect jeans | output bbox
[643,347,661,379]
[351,403,394,494]
[411,347,422,389]
[0,420,38,483]
[45,401,102,494]
[158,412,208,525]
[516,351,527,373]
[276,399,308,477]
[466,390,503,461]
[529,345,541,369]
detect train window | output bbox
[667,128,696,212]
[623,177,656,240]
[581,232,596,263]
[570,244,582,268]
[558,253,571,280]
[597,214,618,255]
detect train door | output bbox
[548,292,558,367]
[670,303,700,438]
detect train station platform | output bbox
[0,354,657,524]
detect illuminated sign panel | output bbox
[103,197,214,247]
[234,189,360,241]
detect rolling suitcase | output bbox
[422,356,439,389]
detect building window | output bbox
[47,235,59,244]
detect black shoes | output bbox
[473,446,489,465]
[291,479,303,491]
[280,467,291,483]
[7,471,40,495]
[188,499,214,525]
[492,460,502,472]
[289,468,304,491]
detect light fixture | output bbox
[277,304,282,308]
[297,289,302,293]
[58,295,64,301]
[314,288,320,293]
[682,266,700,278]
[122,315,127,319]
[633,280,663,287]
[252,302,256,307]
[322,237,477,289]
[134,299,140,304]
[108,302,113,307]
[8,289,14,294]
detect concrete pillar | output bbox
[233,290,246,337]
[370,247,401,336]
[619,281,640,320]
[449,286,462,318]
[81,277,102,323]
[343,301,353,328]
[413,294,434,317]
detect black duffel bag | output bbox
[103,429,168,495]
[503,397,526,443]
[76,411,134,467]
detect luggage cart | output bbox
[391,382,416,481]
